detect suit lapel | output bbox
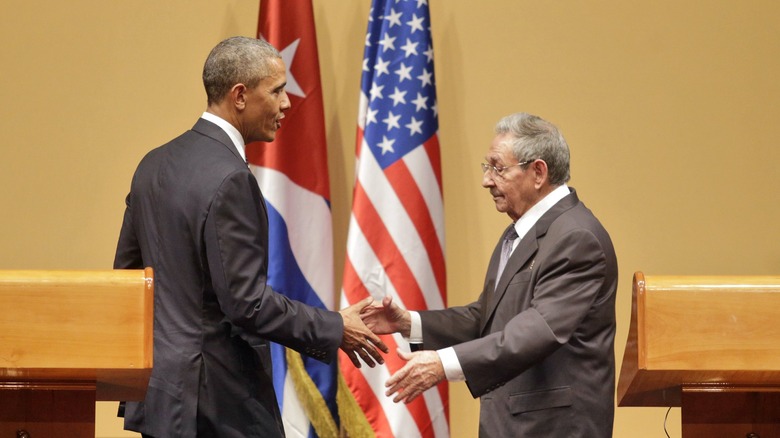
[484,234,503,292]
[480,188,581,334]
[482,238,537,333]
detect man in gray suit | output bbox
[362,113,618,437]
[114,36,387,438]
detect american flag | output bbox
[248,1,338,437]
[340,0,449,437]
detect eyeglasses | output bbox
[480,159,535,177]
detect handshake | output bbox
[338,296,444,404]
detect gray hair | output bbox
[494,113,571,185]
[202,36,281,106]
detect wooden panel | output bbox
[0,269,153,400]
[681,387,780,438]
[0,385,95,438]
[618,272,780,407]
[644,276,780,370]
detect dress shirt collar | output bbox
[201,112,246,162]
[511,184,570,242]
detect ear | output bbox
[531,159,549,189]
[228,83,248,111]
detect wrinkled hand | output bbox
[360,295,411,337]
[340,296,390,368]
[385,349,445,404]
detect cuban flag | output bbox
[247,1,337,437]
[340,0,450,437]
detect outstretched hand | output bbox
[360,295,411,337]
[385,349,445,404]
[339,296,390,368]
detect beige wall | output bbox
[2,0,779,436]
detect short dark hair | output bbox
[202,36,281,106]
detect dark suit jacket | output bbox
[114,118,343,437]
[419,189,617,437]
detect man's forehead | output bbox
[259,60,287,86]
[261,57,285,75]
[486,136,514,161]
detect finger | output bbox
[386,363,409,388]
[362,330,389,353]
[396,349,414,361]
[393,390,405,403]
[356,346,378,368]
[360,306,379,320]
[394,388,410,404]
[358,295,374,310]
[360,305,378,315]
[385,378,404,398]
[363,342,385,365]
[401,388,422,404]
[392,382,417,404]
[368,336,389,354]
[382,295,393,307]
[345,350,361,369]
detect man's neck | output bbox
[206,105,235,126]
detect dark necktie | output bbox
[495,225,519,288]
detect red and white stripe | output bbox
[340,90,449,437]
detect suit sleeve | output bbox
[204,169,343,363]
[453,227,609,397]
[418,301,484,350]
[114,191,143,269]
[418,237,503,349]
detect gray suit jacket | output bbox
[114,118,343,437]
[420,189,617,437]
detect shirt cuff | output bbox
[437,347,466,381]
[408,311,423,343]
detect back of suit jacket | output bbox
[419,189,617,437]
[114,119,342,437]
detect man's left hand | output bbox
[385,349,445,404]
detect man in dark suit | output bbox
[114,36,387,438]
[362,113,618,437]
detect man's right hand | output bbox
[339,296,389,368]
[360,295,412,338]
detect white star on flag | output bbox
[407,13,425,33]
[401,38,419,57]
[369,83,384,100]
[366,107,379,125]
[383,111,401,130]
[412,92,428,111]
[386,8,402,27]
[378,135,396,154]
[417,68,433,86]
[424,44,434,62]
[375,58,391,77]
[379,33,396,51]
[405,116,423,135]
[279,39,305,98]
[395,62,413,82]
[389,87,407,106]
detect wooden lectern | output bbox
[0,269,153,437]
[618,272,780,437]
